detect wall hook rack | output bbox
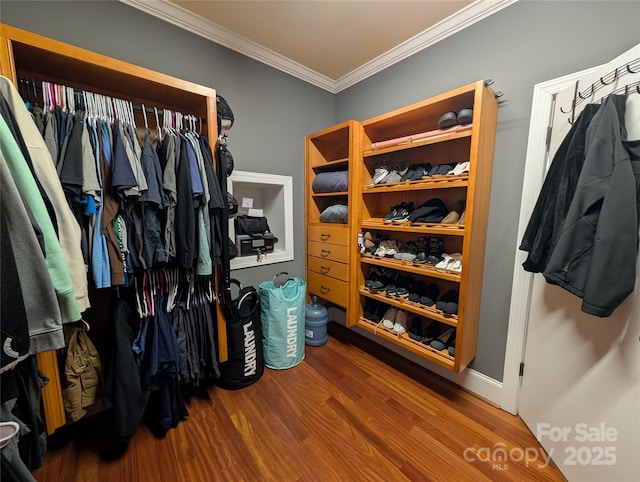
[560,57,640,124]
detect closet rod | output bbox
[560,57,640,123]
[17,77,207,125]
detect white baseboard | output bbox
[327,307,503,407]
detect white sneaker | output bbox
[393,310,409,334]
[369,165,389,186]
[382,307,397,330]
[448,161,470,176]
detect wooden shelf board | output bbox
[359,289,459,327]
[356,317,455,370]
[360,255,461,282]
[363,127,472,158]
[362,175,468,193]
[361,220,465,236]
[310,157,349,169]
[312,191,349,197]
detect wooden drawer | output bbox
[308,224,349,246]
[308,240,349,263]
[307,271,348,307]
[307,255,349,281]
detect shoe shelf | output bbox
[361,220,466,236]
[356,317,455,370]
[312,191,349,197]
[360,254,461,282]
[363,125,472,158]
[359,288,459,327]
[362,175,469,193]
[353,80,498,374]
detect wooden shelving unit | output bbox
[0,23,223,433]
[354,81,498,373]
[304,120,361,317]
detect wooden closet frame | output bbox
[305,81,498,374]
[0,24,227,434]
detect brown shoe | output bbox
[441,210,460,224]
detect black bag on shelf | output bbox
[217,280,264,390]
[235,215,271,238]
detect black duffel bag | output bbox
[235,215,271,238]
[217,280,264,390]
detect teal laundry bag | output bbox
[258,274,306,369]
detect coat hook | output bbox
[627,60,640,74]
[600,67,618,86]
[578,82,595,100]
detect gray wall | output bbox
[338,0,639,379]
[2,1,639,381]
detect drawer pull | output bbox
[320,285,330,294]
[320,266,331,274]
[320,233,331,240]
[320,249,331,257]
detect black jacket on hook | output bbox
[520,104,600,272]
[543,95,640,317]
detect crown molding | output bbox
[119,0,517,94]
[118,0,336,91]
[335,0,518,92]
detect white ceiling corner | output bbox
[118,0,517,94]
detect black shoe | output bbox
[420,322,440,345]
[410,163,432,181]
[436,290,459,315]
[384,203,404,223]
[400,164,417,182]
[408,318,422,341]
[391,202,414,223]
[448,339,456,357]
[418,282,440,307]
[414,251,427,264]
[431,328,456,351]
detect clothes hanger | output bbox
[141,103,149,130]
[134,275,145,318]
[153,107,162,142]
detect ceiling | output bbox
[120,0,516,93]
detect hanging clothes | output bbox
[0,158,62,355]
[89,117,112,289]
[0,76,90,316]
[175,134,196,268]
[61,323,102,423]
[138,127,167,269]
[0,211,31,373]
[520,104,601,272]
[543,95,640,317]
[103,297,149,448]
[199,134,225,266]
[0,114,81,325]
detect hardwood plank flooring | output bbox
[33,323,564,482]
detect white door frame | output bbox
[499,63,605,415]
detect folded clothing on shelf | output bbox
[407,198,448,223]
[312,171,348,193]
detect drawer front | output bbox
[308,224,349,246]
[307,271,348,307]
[308,241,349,263]
[307,256,349,281]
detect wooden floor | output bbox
[34,323,564,482]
